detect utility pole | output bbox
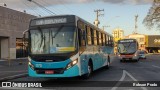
[134,15,138,34]
[102,26,106,30]
[94,9,104,27]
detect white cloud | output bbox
[0,0,153,14]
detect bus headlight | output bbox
[66,59,78,70]
[28,56,31,62]
[28,61,34,70]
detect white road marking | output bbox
[111,70,147,90]
[152,65,160,69]
[0,70,27,73]
[0,60,6,62]
[0,73,28,81]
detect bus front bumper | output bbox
[28,65,80,78]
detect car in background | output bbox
[139,50,147,59]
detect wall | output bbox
[0,38,9,59]
[0,6,36,59]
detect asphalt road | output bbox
[1,54,160,90]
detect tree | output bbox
[143,0,160,30]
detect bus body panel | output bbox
[30,58,71,69]
[80,46,113,75]
[28,64,80,77]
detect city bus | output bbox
[117,39,140,62]
[24,15,114,79]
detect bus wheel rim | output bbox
[88,65,91,75]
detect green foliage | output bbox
[143,0,160,30]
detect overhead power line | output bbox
[21,0,44,17]
[39,0,61,14]
[28,0,56,15]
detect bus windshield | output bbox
[118,42,137,54]
[30,26,76,54]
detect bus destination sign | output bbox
[31,18,67,26]
[119,39,135,43]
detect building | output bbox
[126,34,160,53]
[112,28,124,42]
[0,6,35,59]
[112,28,124,54]
[128,33,146,51]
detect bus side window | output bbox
[99,32,102,46]
[78,20,86,46]
[91,28,94,45]
[111,37,114,47]
[101,33,104,46]
[97,31,99,45]
[108,36,110,46]
[106,35,108,46]
[87,26,92,45]
[102,33,106,46]
[94,30,97,45]
[78,28,86,46]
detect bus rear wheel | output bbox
[105,57,110,69]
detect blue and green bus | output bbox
[25,15,114,78]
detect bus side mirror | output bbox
[23,30,29,47]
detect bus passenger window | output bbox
[106,35,108,46]
[91,28,94,45]
[94,30,97,45]
[78,28,86,46]
[99,32,102,45]
[103,34,106,46]
[87,26,92,45]
[97,31,99,45]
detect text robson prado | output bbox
[133,82,157,87]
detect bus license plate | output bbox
[45,70,54,74]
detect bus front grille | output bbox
[35,68,65,74]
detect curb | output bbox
[0,73,28,82]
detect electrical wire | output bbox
[28,0,56,15]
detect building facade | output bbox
[128,34,146,51]
[112,28,124,41]
[112,28,124,54]
[0,6,35,59]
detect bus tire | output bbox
[105,56,110,69]
[136,58,139,62]
[81,61,92,79]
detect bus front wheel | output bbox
[81,62,92,79]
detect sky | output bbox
[0,0,160,35]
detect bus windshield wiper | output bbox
[51,25,64,45]
[52,25,64,38]
[37,27,44,48]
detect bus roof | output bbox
[30,14,113,37]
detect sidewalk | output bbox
[0,58,28,81]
